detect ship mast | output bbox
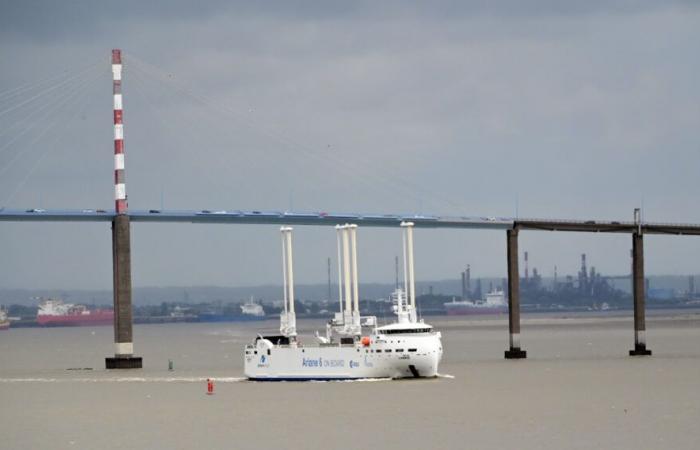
[349,224,361,333]
[332,224,362,336]
[401,221,418,323]
[335,225,344,316]
[280,226,296,338]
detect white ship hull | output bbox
[245,332,442,381]
[246,222,442,381]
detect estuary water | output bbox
[1,312,700,449]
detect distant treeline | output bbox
[1,274,698,308]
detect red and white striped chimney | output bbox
[112,49,127,214]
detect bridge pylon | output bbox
[105,49,141,369]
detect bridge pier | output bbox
[505,228,526,359]
[629,232,651,356]
[105,215,142,369]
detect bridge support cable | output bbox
[505,228,527,359]
[0,76,102,206]
[126,66,286,199]
[0,64,104,154]
[0,58,102,105]
[0,61,103,119]
[124,52,470,214]
[0,71,105,205]
[0,65,102,142]
[0,63,103,152]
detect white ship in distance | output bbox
[240,297,265,317]
[444,289,508,315]
[244,222,443,381]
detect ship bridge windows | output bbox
[380,328,431,335]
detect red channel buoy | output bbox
[206,378,214,395]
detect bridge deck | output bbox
[1,208,700,235]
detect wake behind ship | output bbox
[244,222,443,381]
[36,299,113,326]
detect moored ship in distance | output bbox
[444,289,508,315]
[240,297,265,318]
[36,298,114,326]
[244,222,443,381]
[0,309,9,330]
[198,298,266,322]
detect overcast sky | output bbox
[1,1,699,290]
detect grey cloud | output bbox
[2,0,698,41]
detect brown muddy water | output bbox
[1,313,699,449]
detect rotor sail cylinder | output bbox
[336,225,344,315]
[286,229,295,314]
[350,225,359,315]
[342,225,352,314]
[280,226,296,336]
[401,222,416,309]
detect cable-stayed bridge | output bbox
[2,50,700,368]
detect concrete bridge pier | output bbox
[105,215,142,368]
[505,228,527,359]
[629,231,652,356]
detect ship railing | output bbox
[263,342,358,349]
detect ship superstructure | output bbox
[244,222,442,380]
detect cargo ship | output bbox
[0,309,9,330]
[36,299,114,326]
[443,289,508,315]
[244,222,443,381]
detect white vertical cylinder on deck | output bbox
[281,229,288,314]
[350,225,359,314]
[402,228,409,299]
[342,225,352,314]
[336,225,344,315]
[286,228,295,314]
[402,222,416,308]
[407,225,416,308]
